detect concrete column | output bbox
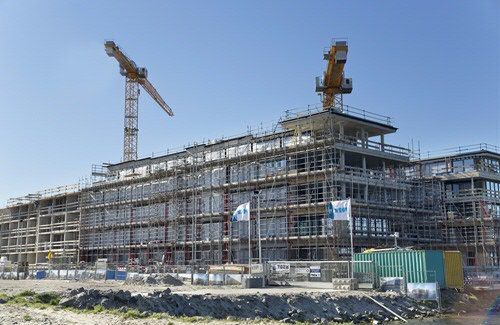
[362,156,368,201]
[361,129,367,148]
[340,149,346,199]
[381,134,385,152]
[382,161,387,203]
[471,178,477,218]
[339,123,345,140]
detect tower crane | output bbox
[315,39,352,111]
[105,41,174,162]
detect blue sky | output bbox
[0,1,498,206]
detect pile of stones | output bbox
[59,288,437,323]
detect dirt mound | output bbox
[143,274,184,286]
[125,274,184,286]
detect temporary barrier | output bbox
[35,270,46,279]
[116,270,127,281]
[267,260,375,289]
[105,270,117,280]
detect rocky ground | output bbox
[440,288,500,315]
[0,277,497,324]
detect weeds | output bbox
[17,290,35,297]
[179,315,204,323]
[33,292,60,305]
[92,304,106,313]
[121,309,144,319]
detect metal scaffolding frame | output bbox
[0,185,80,265]
[416,145,500,266]
[78,105,441,268]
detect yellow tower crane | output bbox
[315,39,352,111]
[105,41,174,162]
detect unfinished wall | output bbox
[0,186,80,266]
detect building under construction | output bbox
[0,39,497,268]
[0,185,80,265]
[416,145,500,266]
[78,104,441,267]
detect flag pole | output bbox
[349,198,354,278]
[248,207,252,273]
[256,192,262,265]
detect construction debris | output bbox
[124,274,184,286]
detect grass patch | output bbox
[122,309,146,319]
[7,295,29,305]
[22,315,32,321]
[76,305,148,319]
[179,316,204,323]
[92,304,106,313]
[150,313,170,320]
[5,291,59,308]
[17,290,35,297]
[33,292,60,305]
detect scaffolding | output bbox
[79,104,441,268]
[0,185,80,265]
[415,144,500,266]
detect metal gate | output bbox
[267,260,374,288]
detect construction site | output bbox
[0,37,498,325]
[2,0,500,320]
[0,39,498,272]
[0,40,439,266]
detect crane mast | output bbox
[105,41,174,162]
[315,39,353,111]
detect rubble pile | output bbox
[124,274,184,286]
[59,288,437,323]
[440,289,500,314]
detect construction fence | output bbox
[1,260,490,294]
[464,266,500,288]
[267,260,375,288]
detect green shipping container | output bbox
[354,250,446,288]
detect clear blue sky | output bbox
[0,1,498,206]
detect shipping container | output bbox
[443,251,464,289]
[354,250,446,288]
